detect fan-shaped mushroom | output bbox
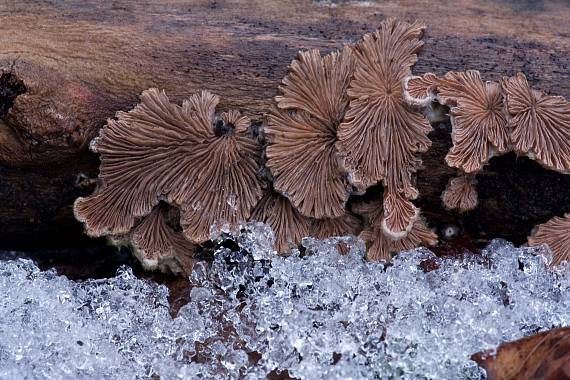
[403,72,439,107]
[441,175,478,213]
[403,70,509,213]
[436,70,510,174]
[266,47,354,219]
[250,191,362,254]
[502,72,570,174]
[310,210,362,239]
[250,191,312,253]
[130,204,196,275]
[336,18,432,238]
[528,214,570,267]
[74,88,264,245]
[354,198,437,261]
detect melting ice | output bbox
[0,224,569,379]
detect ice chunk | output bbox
[0,236,569,379]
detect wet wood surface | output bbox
[0,0,569,250]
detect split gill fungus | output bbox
[73,17,570,273]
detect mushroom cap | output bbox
[179,107,264,243]
[130,204,196,275]
[403,72,439,107]
[266,47,354,219]
[442,175,478,213]
[502,72,570,174]
[336,18,431,193]
[528,213,570,267]
[382,190,419,239]
[437,71,510,173]
[360,213,437,262]
[249,191,312,253]
[74,88,264,244]
[335,18,432,237]
[354,198,437,262]
[310,211,362,239]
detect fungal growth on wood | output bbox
[437,71,510,174]
[249,191,312,253]
[403,70,509,213]
[74,88,264,244]
[502,72,570,174]
[403,72,439,107]
[71,17,570,275]
[266,47,354,219]
[528,214,570,267]
[129,204,196,275]
[441,175,478,213]
[354,198,437,261]
[74,88,265,272]
[336,18,432,238]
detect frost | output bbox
[0,230,569,379]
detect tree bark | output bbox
[0,0,569,250]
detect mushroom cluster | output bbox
[75,89,265,274]
[403,69,570,266]
[75,17,570,273]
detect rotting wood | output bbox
[0,0,569,250]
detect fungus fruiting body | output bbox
[403,70,510,214]
[336,18,432,238]
[403,72,439,107]
[528,214,570,267]
[442,175,478,213]
[74,88,265,273]
[74,19,570,274]
[266,47,354,219]
[249,191,311,253]
[74,88,264,244]
[130,204,196,275]
[355,198,437,261]
[502,72,570,174]
[437,71,510,173]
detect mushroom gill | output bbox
[436,70,510,174]
[266,47,354,219]
[250,191,363,254]
[336,18,432,238]
[130,204,196,275]
[354,198,437,262]
[74,88,264,245]
[249,191,312,253]
[502,72,570,174]
[528,214,570,267]
[441,175,478,213]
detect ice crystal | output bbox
[0,227,569,379]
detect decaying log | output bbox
[0,0,569,250]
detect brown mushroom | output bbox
[436,70,510,174]
[250,191,363,254]
[249,191,312,253]
[528,213,570,267]
[310,211,362,239]
[74,88,264,244]
[266,47,354,219]
[403,72,439,107]
[336,18,432,238]
[441,174,478,213]
[353,198,437,261]
[130,204,196,275]
[502,72,570,174]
